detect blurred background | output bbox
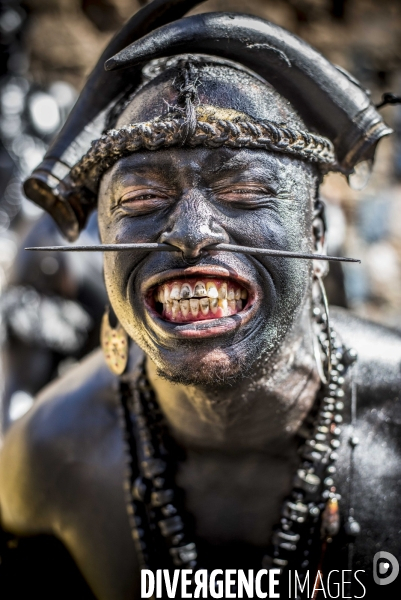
[0,0,400,431]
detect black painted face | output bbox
[98,145,319,385]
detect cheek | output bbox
[99,210,173,247]
[103,252,133,309]
[221,203,312,279]
[103,253,145,342]
[225,209,294,248]
[217,195,312,254]
[103,255,123,307]
[98,176,115,242]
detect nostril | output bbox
[181,253,201,265]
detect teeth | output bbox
[163,301,173,319]
[218,283,227,299]
[218,298,228,313]
[210,298,218,314]
[206,282,218,298]
[190,298,199,316]
[228,299,236,312]
[170,283,181,300]
[156,279,249,321]
[200,298,209,315]
[180,299,189,317]
[194,281,207,297]
[172,299,180,318]
[180,283,192,299]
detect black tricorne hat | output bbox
[24,0,391,241]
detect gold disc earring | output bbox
[101,308,129,375]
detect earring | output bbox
[311,274,332,384]
[101,307,129,375]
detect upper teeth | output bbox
[206,282,218,298]
[194,281,207,297]
[170,283,181,300]
[180,283,192,299]
[218,283,227,299]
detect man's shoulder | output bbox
[331,310,401,563]
[331,307,401,400]
[332,307,401,479]
[0,346,140,532]
[13,347,118,445]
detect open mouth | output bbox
[148,277,249,323]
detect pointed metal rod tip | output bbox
[24,242,360,263]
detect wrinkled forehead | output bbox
[115,61,306,130]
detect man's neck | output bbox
[146,311,321,454]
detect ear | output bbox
[312,198,329,278]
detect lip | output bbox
[140,265,261,339]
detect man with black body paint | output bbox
[0,3,400,599]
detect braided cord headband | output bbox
[69,106,337,191]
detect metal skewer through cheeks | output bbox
[25,243,360,263]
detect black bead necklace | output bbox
[118,318,357,596]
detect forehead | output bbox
[101,147,315,193]
[115,63,306,130]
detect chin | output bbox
[143,335,268,387]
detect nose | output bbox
[159,192,229,262]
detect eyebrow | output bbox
[110,160,177,190]
[210,155,257,175]
[210,154,282,182]
[113,161,164,178]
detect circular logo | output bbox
[373,552,399,586]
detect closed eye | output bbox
[117,188,173,214]
[214,184,275,207]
